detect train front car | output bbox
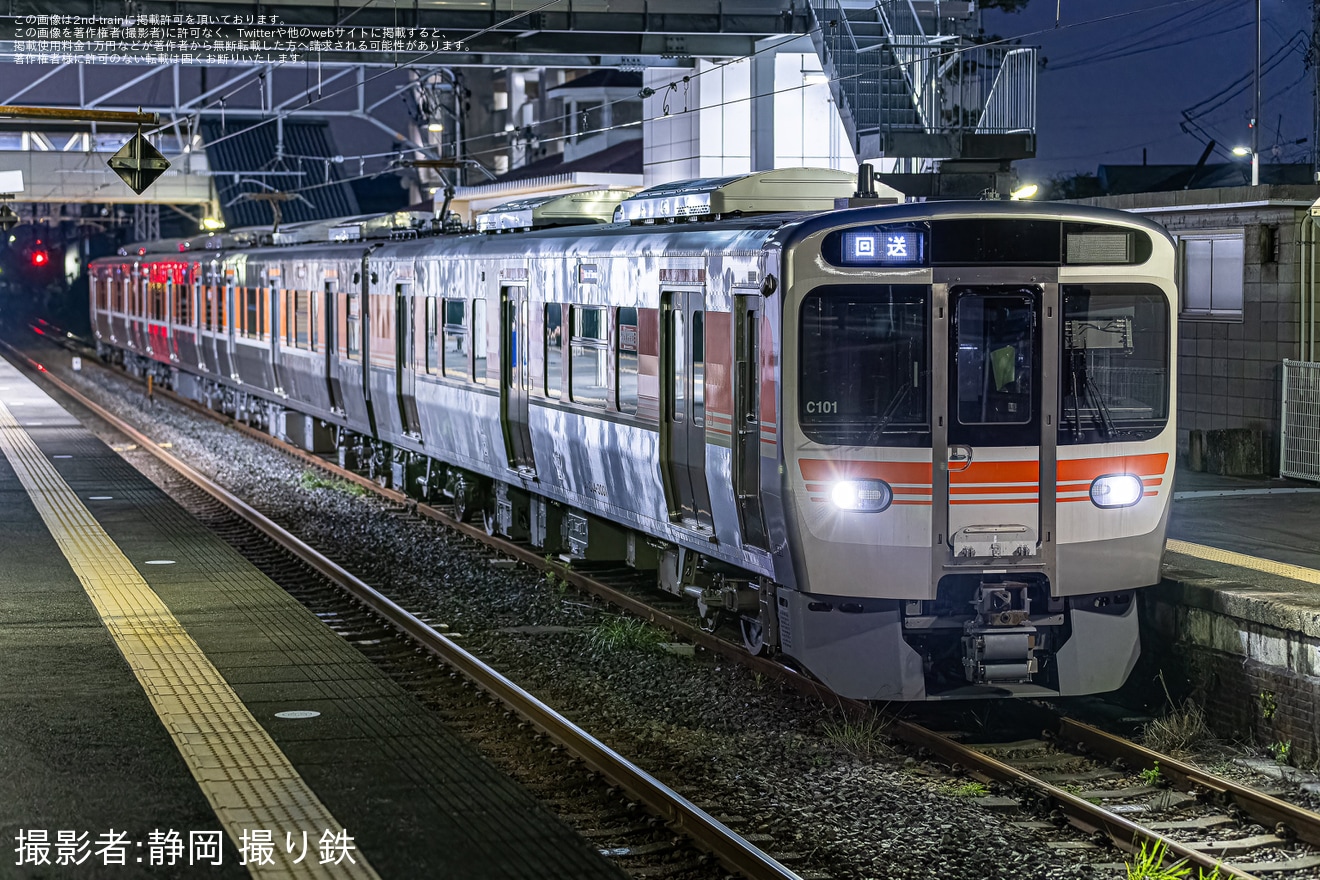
[773,202,1176,700]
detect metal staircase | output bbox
[808,0,1036,162]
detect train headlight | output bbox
[1089,474,1143,508]
[831,479,893,512]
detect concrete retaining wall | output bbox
[1145,566,1320,765]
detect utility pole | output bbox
[1314,0,1320,180]
[1253,0,1261,186]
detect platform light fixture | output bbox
[427,122,444,133]
[201,217,225,231]
[1010,183,1038,200]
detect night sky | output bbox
[981,0,1314,181]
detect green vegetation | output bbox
[1269,740,1292,765]
[940,781,991,798]
[297,470,366,497]
[1126,838,1221,880]
[1260,691,1277,721]
[586,616,667,653]
[819,711,894,759]
[1138,762,1163,787]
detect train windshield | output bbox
[1060,283,1169,444]
[798,285,930,446]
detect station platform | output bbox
[1147,463,1320,765]
[0,354,626,879]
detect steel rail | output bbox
[885,718,1262,880]
[1056,716,1320,848]
[3,341,804,880]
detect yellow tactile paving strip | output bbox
[1167,539,1320,587]
[0,398,380,880]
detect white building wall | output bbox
[644,52,862,186]
[773,53,857,173]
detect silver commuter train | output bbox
[89,168,1178,700]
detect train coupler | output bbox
[962,582,1040,684]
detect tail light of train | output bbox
[1089,474,1143,508]
[829,479,893,512]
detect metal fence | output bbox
[1281,359,1320,482]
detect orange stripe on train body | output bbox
[799,453,1170,490]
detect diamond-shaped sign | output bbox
[107,132,170,195]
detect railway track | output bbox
[3,336,803,880]
[15,328,1320,879]
[897,709,1320,879]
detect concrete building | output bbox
[1079,185,1320,477]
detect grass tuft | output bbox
[587,617,667,653]
[940,781,991,798]
[1143,702,1210,756]
[820,711,894,759]
[1126,837,1221,880]
[298,470,367,497]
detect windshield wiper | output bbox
[1066,348,1118,439]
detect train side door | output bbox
[932,282,1057,578]
[395,281,421,435]
[500,284,536,473]
[324,277,344,413]
[660,289,714,531]
[269,272,285,393]
[733,294,767,548]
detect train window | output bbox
[217,285,228,334]
[149,279,167,322]
[203,284,214,331]
[799,285,929,446]
[690,311,705,427]
[472,298,488,384]
[112,277,125,313]
[243,288,260,339]
[617,307,639,414]
[346,293,362,359]
[442,299,467,379]
[173,281,191,326]
[570,306,608,406]
[293,291,312,349]
[544,303,563,399]
[669,308,686,424]
[954,293,1035,427]
[424,297,439,374]
[1060,283,1169,445]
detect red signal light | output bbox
[31,249,48,267]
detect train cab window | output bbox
[472,298,488,384]
[799,285,929,446]
[617,307,639,415]
[544,303,563,398]
[954,293,1035,427]
[570,306,608,406]
[346,293,362,359]
[1059,283,1169,444]
[442,299,467,379]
